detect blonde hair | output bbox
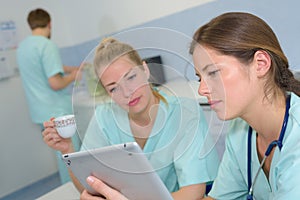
[93,37,167,104]
[94,38,143,74]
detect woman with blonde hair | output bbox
[43,38,219,199]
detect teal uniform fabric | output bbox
[17,35,72,124]
[17,35,77,184]
[81,90,220,192]
[209,93,300,199]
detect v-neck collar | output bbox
[112,99,168,152]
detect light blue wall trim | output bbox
[60,0,300,81]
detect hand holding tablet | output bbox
[62,142,173,200]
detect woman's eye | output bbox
[208,70,219,76]
[109,87,117,93]
[127,74,137,80]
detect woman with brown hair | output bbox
[190,12,300,199]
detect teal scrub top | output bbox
[17,36,72,124]
[81,90,220,192]
[209,92,300,199]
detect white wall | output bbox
[0,77,58,198]
[1,0,214,48]
[0,0,214,197]
[1,0,299,198]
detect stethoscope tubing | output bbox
[246,95,291,199]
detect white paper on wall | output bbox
[0,50,17,80]
[0,20,17,50]
[0,21,18,80]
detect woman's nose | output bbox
[121,85,133,98]
[198,80,210,97]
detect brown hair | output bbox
[190,12,300,101]
[93,38,167,104]
[27,8,51,30]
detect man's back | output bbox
[17,35,72,124]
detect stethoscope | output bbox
[246,95,291,200]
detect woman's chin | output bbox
[215,112,231,121]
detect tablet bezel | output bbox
[62,142,173,200]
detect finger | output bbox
[43,130,62,146]
[80,189,105,200]
[86,176,128,200]
[43,133,60,147]
[43,120,55,129]
[42,127,57,138]
[44,132,61,142]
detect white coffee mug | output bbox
[54,114,76,138]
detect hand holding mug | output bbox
[42,116,75,153]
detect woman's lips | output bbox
[128,97,140,106]
[208,100,221,109]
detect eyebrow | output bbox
[202,63,215,72]
[104,68,134,87]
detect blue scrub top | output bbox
[81,90,220,192]
[17,36,72,124]
[209,92,300,199]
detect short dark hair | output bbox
[27,8,51,30]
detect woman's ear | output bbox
[48,22,51,29]
[142,61,151,79]
[254,50,271,78]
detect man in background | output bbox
[17,8,81,184]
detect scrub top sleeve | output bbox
[208,132,248,199]
[42,41,64,78]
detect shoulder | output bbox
[28,35,51,44]
[42,38,58,50]
[281,93,300,150]
[18,36,55,51]
[31,36,58,50]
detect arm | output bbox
[48,68,81,90]
[171,183,206,200]
[72,111,110,192]
[63,65,80,73]
[42,120,85,192]
[42,41,81,90]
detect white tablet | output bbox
[62,142,173,200]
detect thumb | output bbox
[86,176,128,200]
